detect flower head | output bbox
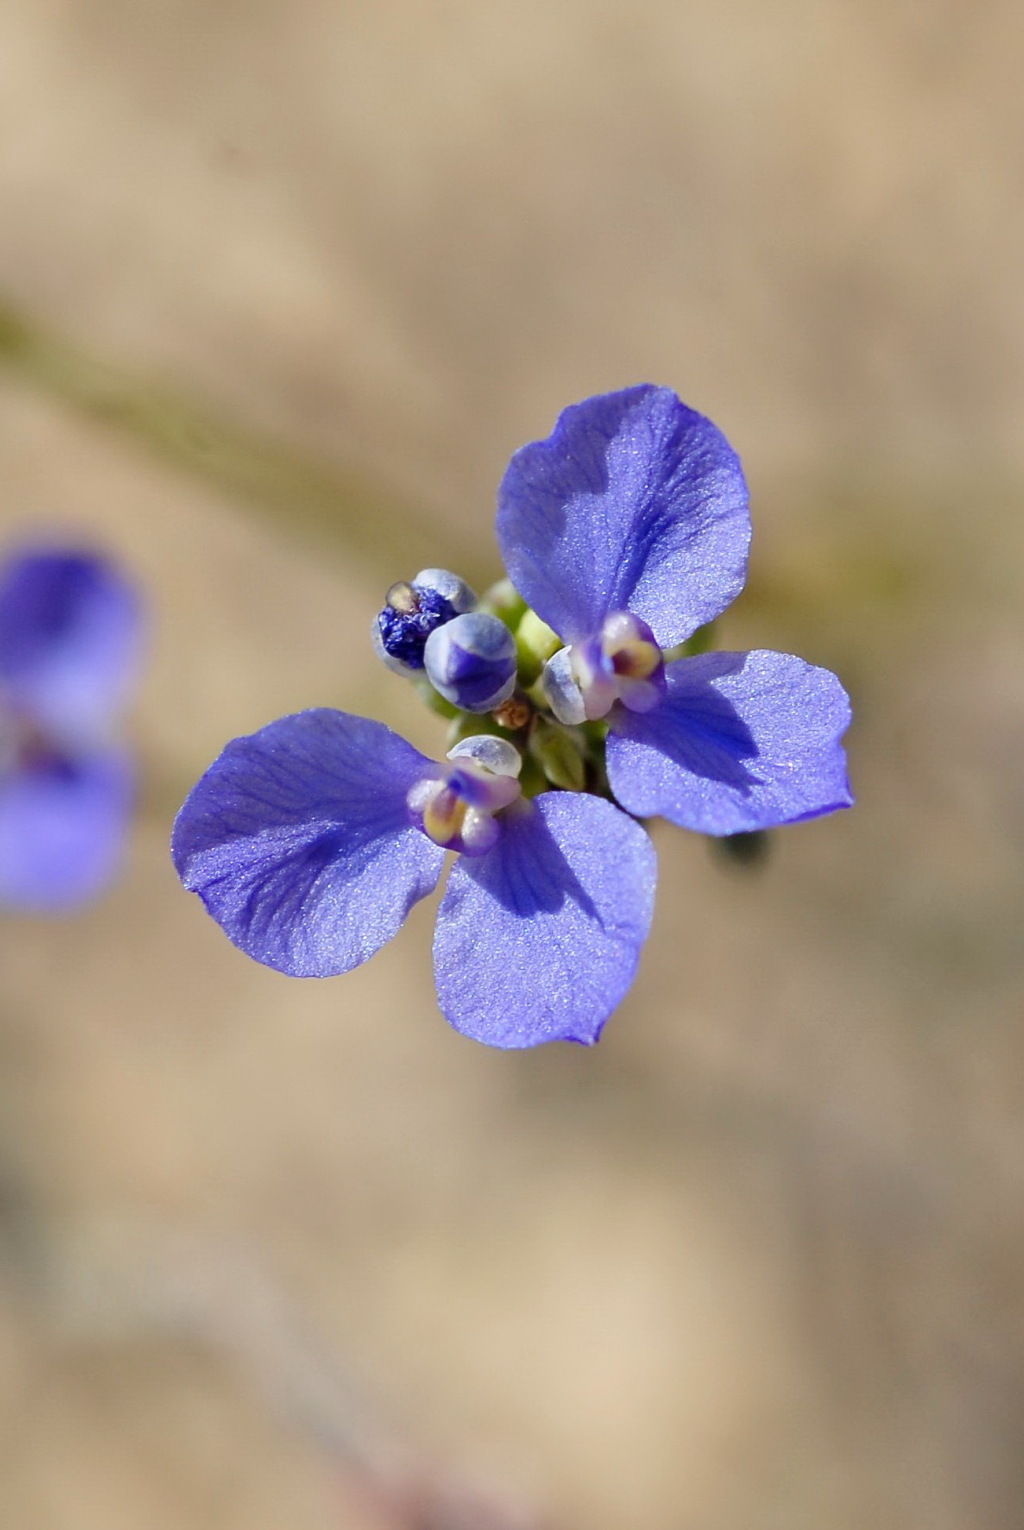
[0,545,142,909]
[173,385,852,1047]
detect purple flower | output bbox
[498,386,852,835]
[172,713,655,1048]
[172,384,852,1049]
[0,546,141,910]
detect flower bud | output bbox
[373,569,476,675]
[424,612,517,713]
[413,569,476,613]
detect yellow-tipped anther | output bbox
[611,637,662,680]
[422,785,467,847]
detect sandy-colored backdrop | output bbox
[0,4,1022,1528]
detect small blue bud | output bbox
[424,611,517,713]
[373,569,476,675]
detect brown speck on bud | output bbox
[386,581,419,614]
[492,695,531,731]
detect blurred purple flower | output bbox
[498,386,853,834]
[0,547,142,910]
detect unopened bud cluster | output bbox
[374,569,620,798]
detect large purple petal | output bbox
[496,386,750,648]
[0,548,143,734]
[0,747,132,911]
[433,792,656,1048]
[606,650,853,834]
[172,710,446,977]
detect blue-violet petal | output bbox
[172,709,446,977]
[606,650,853,834]
[433,791,656,1048]
[496,386,750,648]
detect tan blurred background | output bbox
[0,2,1022,1527]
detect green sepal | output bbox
[478,577,526,630]
[529,717,588,792]
[516,753,549,800]
[515,609,562,685]
[413,675,459,719]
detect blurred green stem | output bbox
[0,296,449,579]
